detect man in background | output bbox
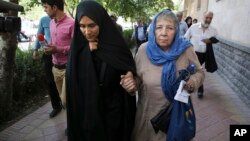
[131,19,148,54]
[110,15,123,33]
[176,11,188,36]
[41,0,74,135]
[184,11,219,98]
[33,15,62,118]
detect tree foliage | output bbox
[96,0,174,21]
[19,0,174,21]
[64,0,81,18]
[19,0,40,12]
[18,0,80,18]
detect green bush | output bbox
[13,48,46,101]
[0,48,48,125]
[123,29,136,49]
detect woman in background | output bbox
[185,16,193,28]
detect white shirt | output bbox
[184,23,218,53]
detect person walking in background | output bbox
[66,1,136,141]
[185,16,192,28]
[176,11,188,36]
[33,15,62,118]
[41,0,74,107]
[121,9,204,141]
[131,19,148,54]
[110,14,123,33]
[41,1,75,135]
[193,18,198,24]
[185,11,219,98]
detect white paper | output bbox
[174,80,190,104]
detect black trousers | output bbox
[42,54,61,109]
[195,52,206,93]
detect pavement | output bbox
[0,72,250,141]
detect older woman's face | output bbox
[79,16,100,42]
[155,17,176,50]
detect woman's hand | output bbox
[120,71,137,95]
[184,78,195,93]
[89,40,98,51]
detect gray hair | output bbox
[157,10,179,28]
[176,11,183,17]
[203,11,214,17]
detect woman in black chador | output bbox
[66,1,136,141]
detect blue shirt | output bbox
[33,16,51,50]
[137,26,146,41]
[179,20,188,36]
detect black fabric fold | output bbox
[205,37,219,73]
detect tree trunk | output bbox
[0,32,17,119]
[9,0,18,16]
[0,0,18,120]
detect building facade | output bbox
[183,0,250,104]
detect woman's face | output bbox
[79,16,100,42]
[155,17,176,50]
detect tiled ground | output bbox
[0,102,67,141]
[0,72,249,141]
[192,73,250,141]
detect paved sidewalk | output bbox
[0,72,250,141]
[193,72,250,141]
[0,103,67,141]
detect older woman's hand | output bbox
[184,78,195,93]
[120,71,137,95]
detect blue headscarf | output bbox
[146,10,192,102]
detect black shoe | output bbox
[49,108,62,118]
[198,92,203,99]
[65,128,67,136]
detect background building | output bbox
[183,0,250,105]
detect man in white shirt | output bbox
[131,19,148,54]
[176,11,188,36]
[184,11,218,98]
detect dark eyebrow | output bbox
[88,23,97,26]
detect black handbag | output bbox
[151,67,194,134]
[150,103,173,133]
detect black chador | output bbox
[66,1,136,141]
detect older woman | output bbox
[66,1,136,141]
[121,10,204,141]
